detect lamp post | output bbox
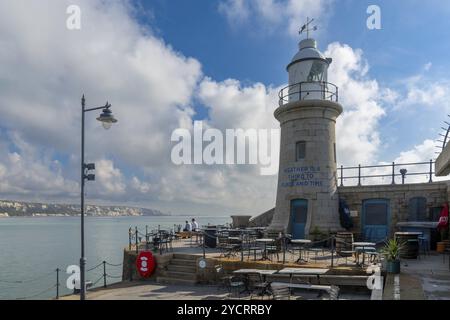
[400,169,407,185]
[80,95,117,300]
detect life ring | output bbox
[136,251,156,278]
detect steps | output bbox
[157,254,199,286]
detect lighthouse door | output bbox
[291,199,308,239]
[362,199,390,243]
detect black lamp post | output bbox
[80,95,117,300]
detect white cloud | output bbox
[94,159,126,195]
[325,43,386,166]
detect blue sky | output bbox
[135,0,450,160]
[0,0,449,215]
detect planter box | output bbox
[386,260,400,274]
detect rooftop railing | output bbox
[278,81,339,106]
[338,160,436,187]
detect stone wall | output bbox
[249,208,275,227]
[122,249,173,281]
[338,182,448,237]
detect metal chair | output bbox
[247,273,270,300]
[270,284,291,300]
[226,275,247,299]
[328,285,340,300]
[270,283,303,300]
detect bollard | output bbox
[103,261,107,288]
[56,268,60,300]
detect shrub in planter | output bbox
[381,239,404,274]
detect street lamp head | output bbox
[96,104,118,130]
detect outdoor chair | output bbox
[270,283,303,300]
[226,275,247,299]
[247,273,270,300]
[328,285,340,300]
[214,265,233,292]
[241,237,261,261]
[355,246,376,265]
[266,238,282,262]
[218,236,237,258]
[418,235,429,257]
[336,250,356,265]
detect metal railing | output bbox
[278,81,339,106]
[0,259,123,300]
[338,160,435,187]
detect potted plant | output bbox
[381,239,404,274]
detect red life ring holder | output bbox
[136,251,156,278]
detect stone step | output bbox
[171,258,197,266]
[167,264,197,273]
[166,271,197,280]
[172,253,199,261]
[156,276,197,286]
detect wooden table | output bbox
[291,239,312,263]
[256,239,275,261]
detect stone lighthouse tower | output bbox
[268,27,343,238]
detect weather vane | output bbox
[299,17,318,39]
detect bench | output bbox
[270,282,339,300]
[271,282,332,292]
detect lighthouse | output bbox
[268,22,343,238]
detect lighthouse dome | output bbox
[289,39,328,66]
[280,37,337,104]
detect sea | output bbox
[0,215,231,300]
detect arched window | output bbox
[408,197,427,221]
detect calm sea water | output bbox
[0,215,230,300]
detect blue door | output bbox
[291,199,308,239]
[362,199,390,243]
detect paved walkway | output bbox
[401,253,450,300]
[60,281,370,300]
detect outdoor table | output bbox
[277,267,329,285]
[291,239,312,263]
[233,269,278,295]
[352,242,376,266]
[256,239,275,261]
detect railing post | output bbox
[128,227,132,251]
[340,165,344,187]
[56,268,60,300]
[103,261,107,288]
[331,236,335,268]
[358,165,361,186]
[203,231,206,259]
[135,226,138,253]
[391,162,395,185]
[429,159,433,183]
[145,225,149,250]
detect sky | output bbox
[0,0,450,216]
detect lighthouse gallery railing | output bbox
[278,81,339,106]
